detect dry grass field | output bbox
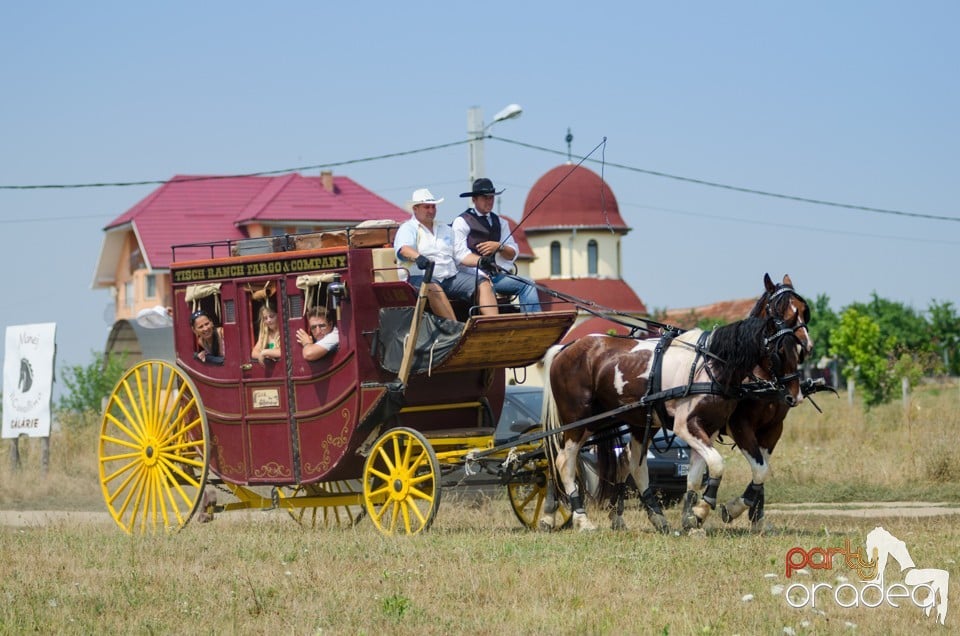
[1,383,958,634]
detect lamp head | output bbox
[492,103,523,124]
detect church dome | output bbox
[522,164,628,231]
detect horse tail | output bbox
[540,344,565,481]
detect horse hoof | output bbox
[687,527,707,539]
[647,513,670,535]
[538,518,556,532]
[720,504,732,524]
[608,509,627,531]
[573,512,597,532]
[681,514,702,531]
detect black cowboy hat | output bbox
[459,177,505,198]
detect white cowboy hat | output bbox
[407,188,444,209]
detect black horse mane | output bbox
[707,317,771,387]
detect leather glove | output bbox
[415,255,432,270]
[478,254,497,275]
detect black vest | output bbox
[459,209,501,253]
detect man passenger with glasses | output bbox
[295,307,339,361]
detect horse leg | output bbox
[681,449,707,530]
[556,438,596,532]
[607,446,630,531]
[627,436,670,534]
[719,448,771,528]
[680,434,724,531]
[538,476,560,532]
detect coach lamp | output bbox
[328,274,347,310]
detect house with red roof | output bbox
[93,171,408,360]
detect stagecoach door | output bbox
[237,275,297,485]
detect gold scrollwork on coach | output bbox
[305,407,352,474]
[254,461,292,479]
[212,434,244,476]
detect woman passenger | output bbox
[191,310,225,365]
[251,305,282,365]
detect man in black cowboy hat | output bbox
[451,178,542,312]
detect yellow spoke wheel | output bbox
[506,427,572,530]
[98,360,209,534]
[283,480,366,529]
[363,427,440,536]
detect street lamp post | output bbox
[467,103,522,187]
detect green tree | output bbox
[807,293,838,362]
[928,299,960,375]
[59,351,127,414]
[830,308,893,407]
[846,292,930,355]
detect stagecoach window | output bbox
[587,240,598,275]
[550,241,561,276]
[224,299,235,324]
[295,273,338,315]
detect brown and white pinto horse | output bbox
[717,274,814,531]
[539,316,801,533]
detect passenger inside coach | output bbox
[191,310,225,365]
[251,304,282,365]
[296,307,339,361]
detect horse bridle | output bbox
[757,317,802,399]
[765,284,812,361]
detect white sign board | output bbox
[2,323,56,438]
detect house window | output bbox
[550,241,561,276]
[270,227,286,236]
[146,274,157,298]
[124,281,134,310]
[587,240,598,275]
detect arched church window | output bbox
[550,241,561,276]
[587,240,598,275]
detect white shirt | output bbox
[315,326,340,353]
[393,218,460,282]
[451,212,518,276]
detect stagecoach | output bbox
[97,222,578,535]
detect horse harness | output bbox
[635,320,801,451]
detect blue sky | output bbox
[2,2,958,379]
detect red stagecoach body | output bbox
[168,224,575,489]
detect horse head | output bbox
[706,317,802,405]
[753,273,813,363]
[760,317,803,406]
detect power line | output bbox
[0,139,470,190]
[1,133,956,224]
[622,201,960,246]
[491,135,960,223]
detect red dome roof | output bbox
[522,165,627,231]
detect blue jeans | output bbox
[492,273,541,312]
[408,271,477,303]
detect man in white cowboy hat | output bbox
[452,178,541,312]
[393,187,498,321]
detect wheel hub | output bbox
[142,437,160,467]
[389,471,410,501]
